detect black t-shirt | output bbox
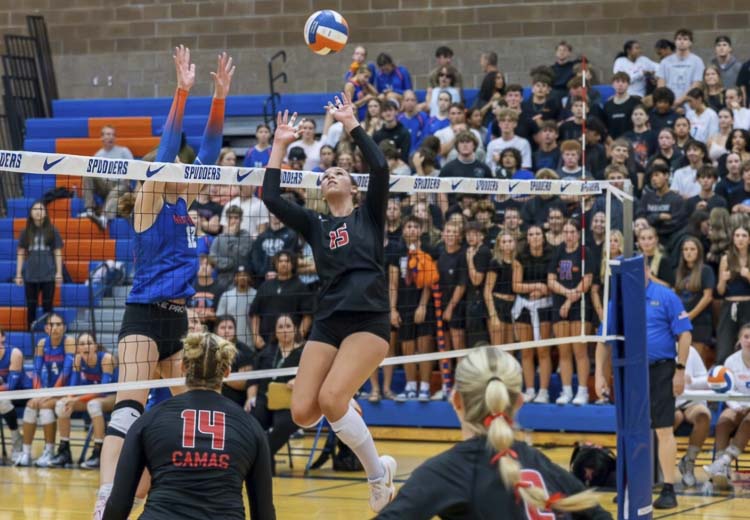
[488,258,514,295]
[103,390,275,520]
[221,341,256,407]
[646,254,675,287]
[715,176,743,201]
[521,196,567,227]
[686,193,728,215]
[373,122,412,163]
[376,437,612,520]
[190,199,224,219]
[623,129,657,169]
[521,98,560,123]
[548,244,593,293]
[558,120,583,142]
[392,242,431,311]
[262,126,390,319]
[190,280,223,312]
[492,198,521,226]
[248,226,298,281]
[676,264,715,326]
[518,247,553,287]
[604,95,642,138]
[249,277,314,340]
[465,245,492,303]
[649,108,678,133]
[253,343,303,399]
[729,186,750,211]
[435,244,468,298]
[439,158,493,179]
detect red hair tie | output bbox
[489,448,518,465]
[483,412,513,428]
[545,492,565,510]
[513,480,533,501]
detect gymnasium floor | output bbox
[1,429,749,519]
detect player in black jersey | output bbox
[262,94,396,512]
[102,332,275,520]
[376,347,611,520]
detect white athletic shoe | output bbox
[523,388,536,403]
[704,457,732,489]
[532,389,550,404]
[678,456,697,488]
[93,495,108,520]
[572,387,589,406]
[555,390,573,405]
[34,447,54,467]
[369,455,397,512]
[11,430,23,462]
[14,451,31,467]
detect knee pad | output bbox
[106,400,144,438]
[55,400,72,419]
[23,406,38,424]
[0,399,13,415]
[39,408,56,426]
[87,399,103,418]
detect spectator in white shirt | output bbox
[286,117,323,171]
[656,28,705,107]
[671,141,710,199]
[726,88,750,130]
[485,108,532,170]
[685,88,719,143]
[220,184,269,238]
[613,40,658,98]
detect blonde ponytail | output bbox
[455,348,601,514]
[182,332,237,389]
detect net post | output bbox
[622,180,634,257]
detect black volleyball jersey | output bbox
[103,390,275,520]
[376,437,612,520]
[263,126,390,319]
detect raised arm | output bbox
[327,92,390,226]
[262,111,314,238]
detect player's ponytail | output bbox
[455,348,600,513]
[182,332,237,389]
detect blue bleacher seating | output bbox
[108,218,134,240]
[0,240,19,260]
[0,260,15,282]
[6,331,34,356]
[6,199,35,219]
[22,138,56,153]
[61,283,100,307]
[0,218,13,237]
[23,175,57,200]
[35,306,77,327]
[25,117,90,139]
[0,283,25,306]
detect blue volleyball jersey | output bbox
[34,336,73,389]
[243,146,271,168]
[0,346,10,379]
[349,79,368,121]
[128,198,199,303]
[398,111,429,155]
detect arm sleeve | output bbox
[351,125,390,228]
[195,98,226,166]
[245,423,276,520]
[102,419,148,520]
[4,370,23,391]
[101,370,114,386]
[260,168,314,239]
[156,88,189,163]
[54,355,75,388]
[32,354,44,389]
[521,140,532,169]
[68,368,80,388]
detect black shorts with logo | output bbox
[309,310,391,348]
[118,302,188,361]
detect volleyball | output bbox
[303,10,349,55]
[707,365,736,393]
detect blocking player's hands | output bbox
[174,45,196,92]
[211,51,235,100]
[326,92,359,132]
[274,110,302,147]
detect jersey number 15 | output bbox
[180,409,226,450]
[329,224,350,250]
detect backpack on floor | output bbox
[569,441,617,489]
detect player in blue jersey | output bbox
[94,47,235,518]
[15,312,75,467]
[48,332,116,468]
[0,326,31,462]
[243,123,272,167]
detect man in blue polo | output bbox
[595,257,691,509]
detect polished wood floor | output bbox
[1,426,750,519]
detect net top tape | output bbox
[2,149,621,197]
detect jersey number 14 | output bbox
[180,409,226,450]
[328,223,350,250]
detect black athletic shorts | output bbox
[396,304,436,342]
[118,302,187,361]
[551,296,591,323]
[491,297,514,323]
[308,310,390,348]
[515,305,552,325]
[444,300,466,330]
[649,359,676,429]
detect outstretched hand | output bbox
[211,52,235,99]
[274,110,302,147]
[325,92,359,132]
[173,45,196,92]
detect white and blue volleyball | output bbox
[707,365,736,393]
[304,10,349,55]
